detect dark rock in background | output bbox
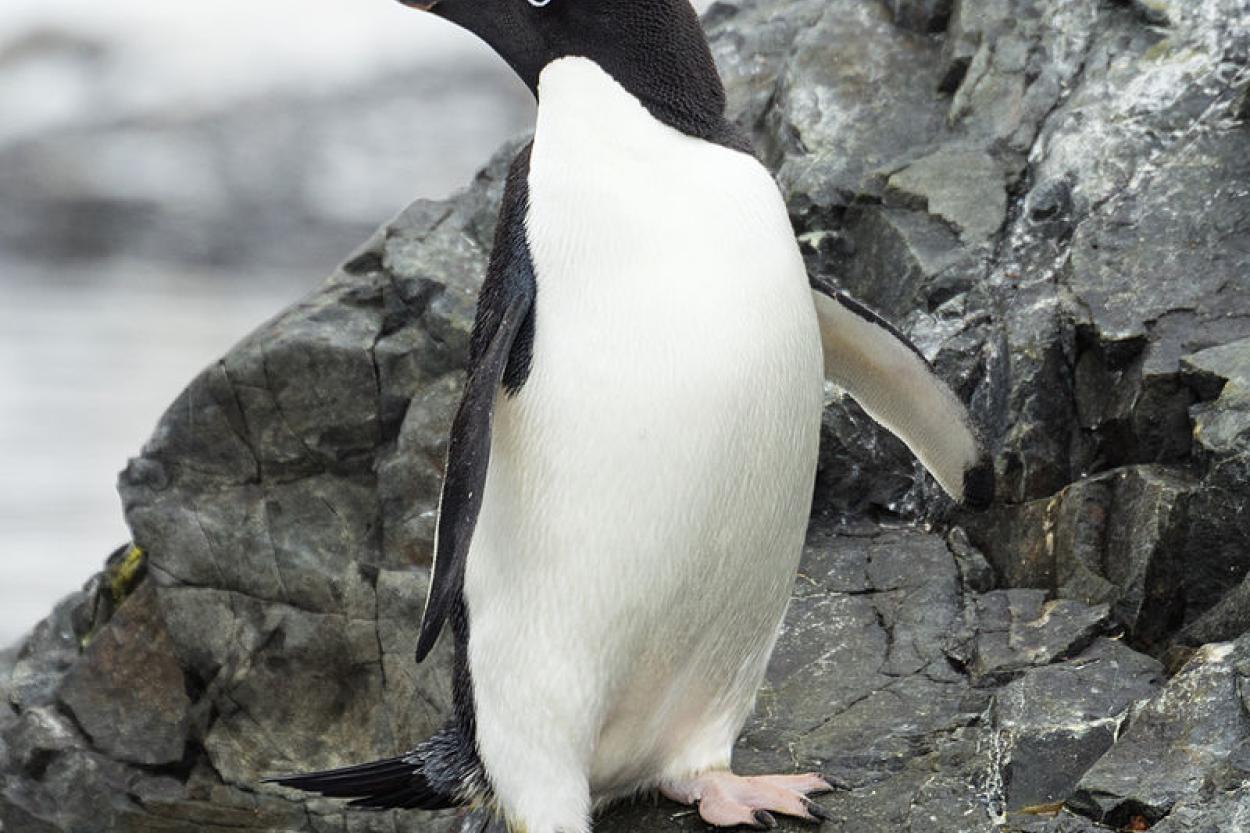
[0,60,531,275]
[883,0,953,34]
[4,0,1250,830]
[964,464,1194,650]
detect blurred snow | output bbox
[0,0,496,141]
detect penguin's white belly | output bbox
[463,57,823,821]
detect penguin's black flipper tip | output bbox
[961,455,996,510]
[265,753,455,810]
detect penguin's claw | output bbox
[802,799,834,821]
[662,771,836,828]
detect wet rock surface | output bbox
[5,0,1250,830]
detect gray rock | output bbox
[764,0,953,218]
[961,591,1112,684]
[885,148,1007,243]
[966,465,1194,648]
[832,205,971,316]
[943,0,1097,155]
[1179,576,1250,652]
[1150,784,1250,833]
[1,705,80,778]
[1172,338,1250,642]
[1064,126,1250,469]
[3,589,89,711]
[57,583,190,766]
[1069,637,1250,827]
[947,526,996,593]
[1006,811,1115,833]
[992,639,1162,811]
[983,0,1250,506]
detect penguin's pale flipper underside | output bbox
[810,284,994,507]
[415,146,537,663]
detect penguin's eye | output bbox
[527,0,553,6]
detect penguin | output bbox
[267,0,994,830]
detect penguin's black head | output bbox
[401,0,727,139]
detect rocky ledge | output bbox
[4,0,1250,831]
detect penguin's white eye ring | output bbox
[527,0,553,7]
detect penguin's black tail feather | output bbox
[266,753,457,810]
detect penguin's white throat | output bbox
[535,56,695,150]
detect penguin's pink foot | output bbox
[661,771,834,828]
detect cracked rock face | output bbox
[4,0,1250,830]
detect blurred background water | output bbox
[0,0,543,645]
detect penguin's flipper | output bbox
[810,285,993,507]
[415,146,538,662]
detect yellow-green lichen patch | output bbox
[108,544,146,605]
